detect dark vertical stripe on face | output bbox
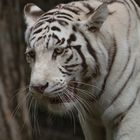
[46,34,51,48]
[98,38,117,99]
[72,25,77,32]
[52,33,61,45]
[73,45,88,73]
[59,38,65,45]
[64,54,73,64]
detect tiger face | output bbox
[24,2,108,114]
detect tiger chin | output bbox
[24,0,140,140]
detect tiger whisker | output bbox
[66,87,96,114]
[68,85,97,101]
[64,89,86,121]
[10,86,29,103]
[11,92,30,118]
[70,80,102,91]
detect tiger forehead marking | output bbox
[24,0,140,140]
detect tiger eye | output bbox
[25,51,35,63]
[55,48,64,54]
[28,51,35,58]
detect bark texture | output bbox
[0,0,31,140]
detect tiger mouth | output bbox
[48,81,78,104]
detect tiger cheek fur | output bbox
[24,0,140,140]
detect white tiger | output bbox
[24,0,140,140]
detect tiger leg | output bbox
[112,94,140,140]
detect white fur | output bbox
[24,0,140,140]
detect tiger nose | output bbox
[31,82,49,93]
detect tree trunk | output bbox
[0,0,31,140]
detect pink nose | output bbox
[31,82,49,93]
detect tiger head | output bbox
[24,2,109,114]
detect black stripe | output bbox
[63,64,79,68]
[129,0,140,20]
[113,87,140,127]
[106,0,117,4]
[63,7,79,15]
[116,2,131,81]
[110,58,136,105]
[80,32,100,76]
[83,3,94,15]
[45,18,69,26]
[72,25,77,32]
[67,34,76,45]
[59,38,65,45]
[64,54,73,64]
[34,22,45,29]
[123,0,132,10]
[46,34,51,48]
[59,68,72,76]
[73,45,88,73]
[43,12,56,16]
[39,16,50,21]
[52,33,61,45]
[57,12,73,18]
[57,20,69,26]
[46,18,55,23]
[36,36,43,42]
[98,38,117,99]
[117,48,131,81]
[57,16,72,21]
[51,26,61,32]
[62,66,75,73]
[42,12,74,20]
[33,28,42,35]
[107,0,123,5]
[30,36,36,42]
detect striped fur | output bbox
[24,0,140,140]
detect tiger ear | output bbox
[24,3,44,27]
[77,3,109,31]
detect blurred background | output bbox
[0,0,139,140]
